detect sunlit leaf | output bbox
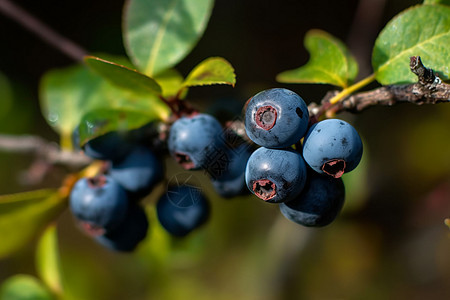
[372,5,450,84]
[183,57,236,88]
[36,225,63,297]
[0,189,66,259]
[276,29,358,88]
[40,65,170,149]
[84,56,162,95]
[0,274,54,300]
[423,0,450,6]
[123,0,214,76]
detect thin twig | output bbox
[0,0,88,61]
[0,134,91,168]
[310,56,450,117]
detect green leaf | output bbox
[276,29,358,88]
[39,65,105,148]
[123,0,214,76]
[183,57,236,87]
[154,68,186,98]
[84,56,162,95]
[372,5,450,84]
[78,108,162,145]
[36,225,63,297]
[40,65,170,149]
[423,0,450,6]
[0,190,66,259]
[0,275,54,300]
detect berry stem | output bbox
[329,73,376,104]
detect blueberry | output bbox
[279,171,345,227]
[302,119,363,178]
[168,113,224,170]
[156,185,210,237]
[109,145,163,196]
[211,145,252,198]
[245,147,307,203]
[69,175,128,234]
[83,131,134,161]
[245,88,309,148]
[95,204,149,252]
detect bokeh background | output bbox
[0,0,449,299]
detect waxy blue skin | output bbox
[279,171,345,227]
[95,204,149,252]
[168,113,224,170]
[83,131,133,161]
[245,88,309,148]
[211,145,252,198]
[156,185,210,237]
[245,147,307,203]
[109,145,163,195]
[302,119,363,177]
[69,175,128,231]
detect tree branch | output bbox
[0,134,91,168]
[0,0,88,61]
[310,56,450,117]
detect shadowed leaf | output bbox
[123,0,214,76]
[84,56,162,95]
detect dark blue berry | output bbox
[211,145,252,198]
[95,204,149,252]
[279,171,345,227]
[245,147,307,203]
[83,131,134,161]
[156,185,210,237]
[69,175,128,234]
[168,113,224,170]
[109,145,163,196]
[245,88,309,148]
[302,119,363,178]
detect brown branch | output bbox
[0,134,91,168]
[311,56,450,117]
[337,81,450,112]
[0,0,88,61]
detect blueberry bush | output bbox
[0,0,449,299]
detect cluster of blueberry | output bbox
[69,124,211,251]
[244,88,363,227]
[68,86,363,252]
[167,113,252,197]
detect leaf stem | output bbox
[329,73,376,104]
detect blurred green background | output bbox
[0,0,449,299]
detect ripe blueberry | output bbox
[302,119,363,178]
[211,145,252,198]
[245,147,307,203]
[69,175,128,234]
[95,204,149,252]
[245,88,309,148]
[279,171,345,227]
[156,185,210,237]
[109,145,163,196]
[168,113,224,170]
[83,131,133,161]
